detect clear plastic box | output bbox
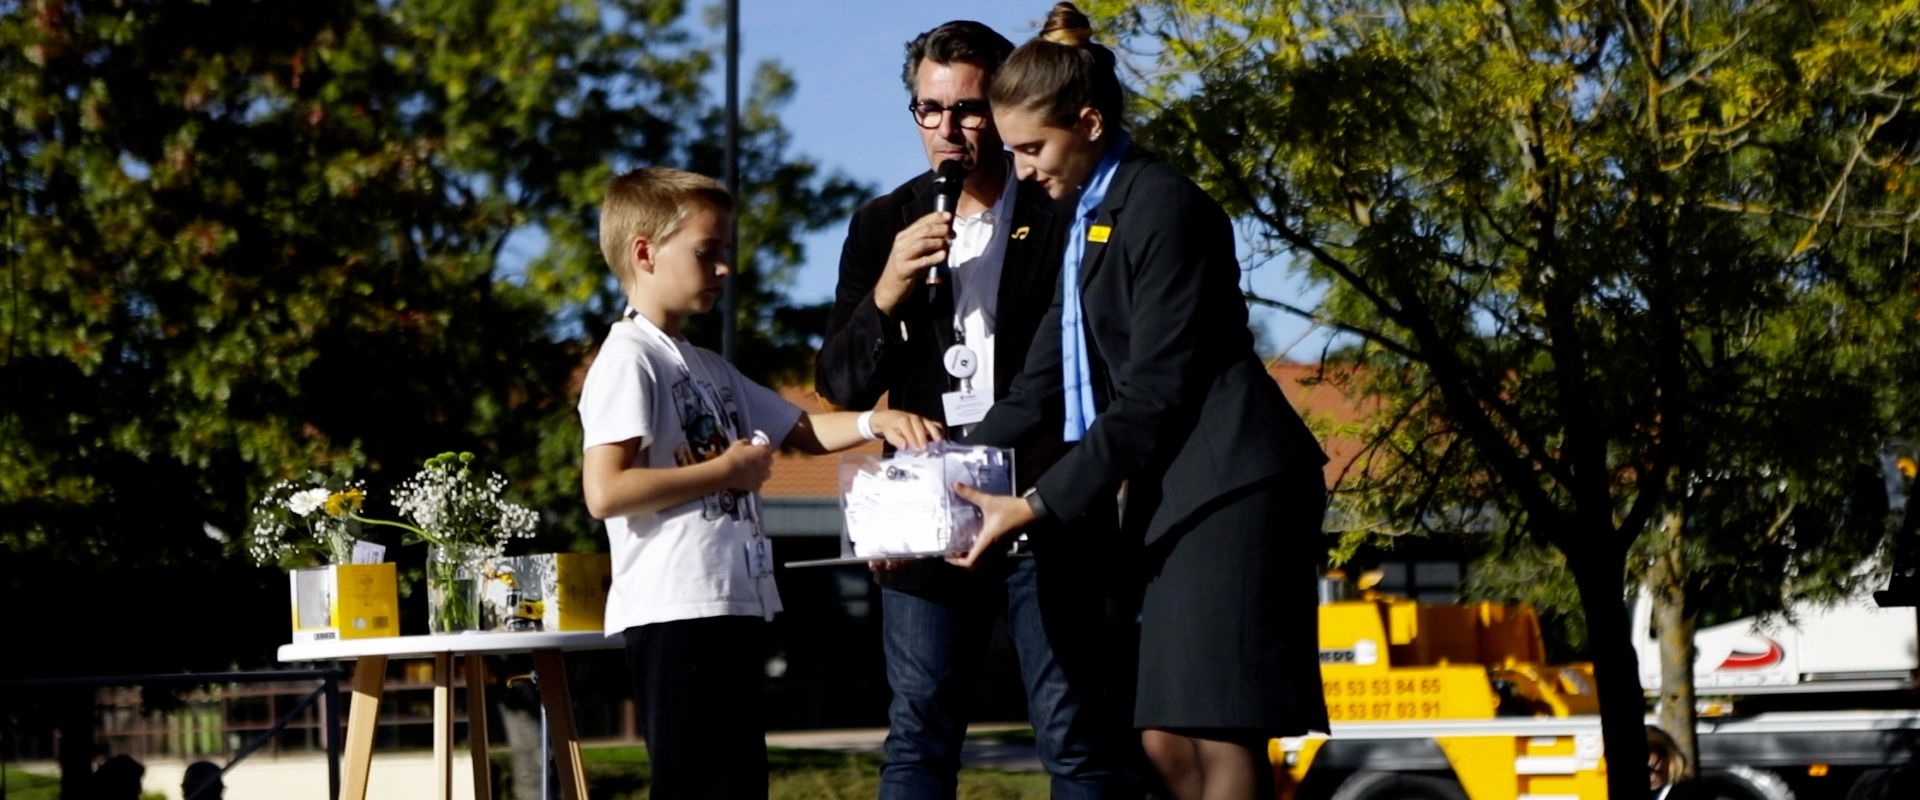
[834,442,1014,560]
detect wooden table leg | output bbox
[466,654,493,800]
[342,656,388,800]
[433,651,454,800]
[532,649,589,800]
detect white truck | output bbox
[1267,587,1917,800]
[1629,585,1920,800]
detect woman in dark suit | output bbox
[948,4,1331,798]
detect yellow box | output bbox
[480,553,611,632]
[289,563,399,643]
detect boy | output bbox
[579,166,941,798]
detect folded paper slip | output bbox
[785,442,1013,568]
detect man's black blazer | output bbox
[967,147,1328,546]
[815,171,1065,429]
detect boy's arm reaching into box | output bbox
[784,409,945,455]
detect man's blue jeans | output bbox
[877,554,1128,799]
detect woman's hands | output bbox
[946,483,1038,569]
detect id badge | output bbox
[745,537,774,578]
[941,389,990,426]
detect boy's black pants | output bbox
[623,615,768,799]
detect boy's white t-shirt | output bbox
[577,314,803,635]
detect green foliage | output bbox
[1089,0,1919,791]
[1095,0,1920,620]
[0,0,869,680]
[1463,537,1588,660]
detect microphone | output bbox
[927,159,969,292]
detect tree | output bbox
[1087,0,1919,792]
[1,0,866,786]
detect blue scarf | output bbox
[1061,133,1129,442]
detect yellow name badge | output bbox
[1088,225,1111,243]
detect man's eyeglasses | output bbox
[910,100,990,131]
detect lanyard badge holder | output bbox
[936,276,988,426]
[942,340,989,426]
[744,429,774,577]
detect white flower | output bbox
[289,487,331,517]
[387,451,541,558]
[247,479,369,567]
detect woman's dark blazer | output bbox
[967,147,1326,546]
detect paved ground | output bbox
[8,725,1041,799]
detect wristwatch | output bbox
[1022,486,1049,520]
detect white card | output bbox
[350,540,387,565]
[745,537,773,577]
[941,389,991,426]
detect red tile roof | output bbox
[1267,360,1375,488]
[762,387,885,498]
[765,362,1370,498]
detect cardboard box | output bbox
[479,553,611,632]
[289,562,399,643]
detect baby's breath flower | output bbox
[246,478,369,567]
[248,454,536,570]
[379,451,540,561]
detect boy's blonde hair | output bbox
[599,167,734,287]
[1646,725,1687,785]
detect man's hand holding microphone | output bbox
[871,159,969,316]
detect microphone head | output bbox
[933,159,969,212]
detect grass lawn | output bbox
[3,735,1053,800]
[0,768,60,800]
[1,767,166,800]
[576,744,1051,800]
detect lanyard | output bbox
[624,309,741,442]
[622,309,764,540]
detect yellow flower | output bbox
[325,487,366,517]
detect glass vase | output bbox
[426,543,484,634]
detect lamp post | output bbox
[720,0,740,364]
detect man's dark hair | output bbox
[902,20,1016,97]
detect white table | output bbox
[279,631,620,800]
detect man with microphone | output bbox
[815,19,1135,800]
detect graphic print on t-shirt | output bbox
[669,375,749,521]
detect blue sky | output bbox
[729,2,1331,361]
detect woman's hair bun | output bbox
[1039,2,1093,46]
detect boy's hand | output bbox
[719,437,776,492]
[946,483,1035,570]
[872,210,954,315]
[869,410,944,452]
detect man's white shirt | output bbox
[944,162,1017,407]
